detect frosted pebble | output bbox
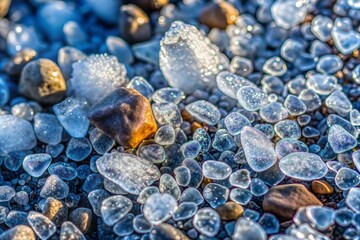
[216,71,256,99]
[298,89,322,112]
[96,152,160,195]
[0,186,15,202]
[306,206,335,230]
[335,168,360,190]
[259,102,289,123]
[306,74,337,95]
[180,188,204,205]
[113,213,133,236]
[139,144,166,164]
[89,128,114,155]
[127,76,154,99]
[203,183,229,208]
[182,159,203,188]
[159,174,181,200]
[34,113,63,145]
[281,39,304,62]
[259,213,280,234]
[193,128,211,152]
[88,189,109,216]
[250,178,269,196]
[229,56,254,77]
[136,187,159,205]
[262,57,287,76]
[325,90,352,116]
[353,150,360,172]
[23,154,52,178]
[60,221,86,240]
[237,86,268,111]
[202,160,231,180]
[27,211,56,240]
[328,125,357,154]
[311,15,333,42]
[241,126,277,172]
[275,138,309,159]
[331,21,360,55]
[350,109,360,126]
[133,214,152,234]
[152,102,183,127]
[274,120,301,140]
[174,166,191,186]
[154,125,176,145]
[180,140,201,159]
[40,175,69,199]
[316,55,343,74]
[152,87,185,104]
[224,112,251,135]
[143,193,177,225]
[233,218,267,240]
[335,208,353,227]
[212,129,235,152]
[106,36,133,65]
[279,152,328,181]
[193,208,220,237]
[173,202,197,221]
[284,95,307,116]
[48,162,77,181]
[229,169,251,188]
[66,138,92,161]
[185,100,221,125]
[100,195,133,226]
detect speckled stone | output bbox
[42,197,68,227]
[88,87,157,148]
[263,184,322,221]
[19,59,66,104]
[215,202,244,221]
[311,180,334,195]
[199,2,239,29]
[0,225,36,240]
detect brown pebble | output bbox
[215,202,244,221]
[181,109,194,122]
[199,2,239,29]
[119,4,151,44]
[150,223,189,240]
[0,0,11,17]
[123,0,168,12]
[311,180,334,195]
[19,58,66,104]
[69,208,92,233]
[263,184,322,221]
[5,48,37,76]
[191,122,203,132]
[42,197,68,227]
[88,87,158,149]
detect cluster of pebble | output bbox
[0,0,360,239]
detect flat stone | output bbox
[199,2,239,29]
[88,87,157,149]
[215,202,244,221]
[42,197,68,227]
[150,223,189,240]
[19,59,66,104]
[263,184,322,221]
[311,180,334,195]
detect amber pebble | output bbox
[0,0,11,17]
[119,4,151,44]
[199,2,239,29]
[191,122,203,132]
[42,197,68,227]
[215,202,244,221]
[69,208,92,233]
[88,87,158,149]
[19,59,66,104]
[5,48,37,76]
[123,0,168,12]
[311,180,334,195]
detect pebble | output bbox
[216,71,257,99]
[173,202,197,221]
[185,100,221,125]
[237,86,268,111]
[27,211,56,240]
[40,174,69,200]
[262,57,287,76]
[0,0,11,17]
[0,225,36,240]
[60,221,85,240]
[203,183,229,208]
[143,193,177,225]
[101,195,133,226]
[66,138,92,161]
[34,113,63,145]
[96,152,160,195]
[0,185,15,202]
[311,180,334,194]
[233,218,267,240]
[19,59,66,104]
[57,47,86,80]
[198,2,239,29]
[202,160,231,180]
[325,90,353,116]
[5,49,37,76]
[42,197,68,227]
[284,95,307,116]
[193,208,220,237]
[22,153,52,177]
[230,188,252,205]
[263,184,322,220]
[306,73,337,95]
[150,223,189,240]
[274,120,301,139]
[328,124,357,154]
[88,88,157,148]
[306,206,335,230]
[85,0,120,23]
[224,112,251,135]
[215,202,244,221]
[335,167,360,190]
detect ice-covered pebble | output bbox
[328,125,357,154]
[202,160,231,180]
[233,218,267,240]
[237,86,268,111]
[27,211,56,240]
[185,100,221,125]
[40,175,69,199]
[101,195,132,226]
[23,154,52,177]
[193,208,220,237]
[216,71,256,99]
[143,193,177,225]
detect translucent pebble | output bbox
[63,21,87,46]
[331,21,360,55]
[154,125,176,145]
[327,114,357,137]
[274,120,301,140]
[66,138,92,161]
[241,126,277,172]
[224,112,251,135]
[306,74,337,95]
[53,97,90,138]
[96,152,160,195]
[69,54,127,105]
[257,161,285,187]
[310,39,332,56]
[259,102,289,123]
[5,210,28,228]
[139,144,165,164]
[60,221,86,240]
[311,15,333,42]
[106,36,133,65]
[229,56,254,77]
[250,178,269,196]
[143,193,177,225]
[271,0,308,29]
[259,213,280,234]
[33,113,63,145]
[0,115,37,153]
[179,188,204,205]
[229,169,251,188]
[193,208,220,237]
[302,126,320,138]
[11,103,35,121]
[328,125,357,154]
[276,139,309,159]
[254,124,275,139]
[280,39,304,62]
[160,21,228,94]
[298,89,322,112]
[306,206,335,230]
[22,153,52,177]
[182,159,203,188]
[203,183,229,208]
[88,189,110,216]
[133,214,152,234]
[325,90,352,116]
[212,129,235,152]
[216,71,256,99]
[343,228,358,239]
[159,174,181,200]
[103,178,127,195]
[193,128,211,151]
[113,213,134,236]
[152,87,185,104]
[127,76,154,99]
[202,160,231,180]
[174,166,191,186]
[133,40,160,65]
[101,195,133,226]
[173,202,198,221]
[335,208,353,227]
[316,55,343,74]
[353,150,360,172]
[0,185,15,202]
[352,65,360,84]
[279,152,328,180]
[284,95,307,116]
[185,100,221,125]
[350,110,360,126]
[89,128,114,155]
[40,175,69,199]
[237,86,268,111]
[152,102,182,127]
[347,0,360,8]
[27,211,56,240]
[0,225,35,240]
[297,115,311,127]
[262,57,287,76]
[335,168,360,190]
[233,218,267,240]
[48,162,77,181]
[288,76,306,95]
[4,151,27,171]
[180,140,201,158]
